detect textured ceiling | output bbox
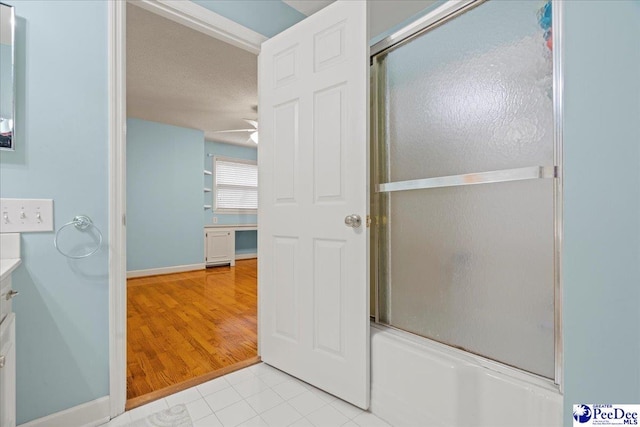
[126,1,437,146]
[127,3,258,146]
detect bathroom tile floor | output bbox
[102,362,391,427]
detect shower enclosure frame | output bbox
[369,0,564,390]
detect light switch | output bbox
[0,198,54,232]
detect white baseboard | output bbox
[18,396,110,427]
[235,253,257,260]
[127,263,205,278]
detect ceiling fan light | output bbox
[250,131,259,144]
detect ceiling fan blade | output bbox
[249,131,259,144]
[210,128,255,133]
[243,119,258,129]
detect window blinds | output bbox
[215,159,258,210]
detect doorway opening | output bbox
[124,2,260,409]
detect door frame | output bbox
[107,1,265,417]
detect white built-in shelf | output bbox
[205,224,258,231]
[204,187,212,192]
[204,170,212,176]
[204,205,212,210]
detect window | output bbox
[213,157,258,213]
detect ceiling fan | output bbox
[211,119,259,144]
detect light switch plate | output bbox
[0,198,54,232]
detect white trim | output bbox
[235,253,257,260]
[108,0,127,419]
[127,263,206,278]
[130,0,266,54]
[213,156,258,167]
[18,396,110,427]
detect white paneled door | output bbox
[258,0,369,409]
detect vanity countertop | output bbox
[0,258,21,282]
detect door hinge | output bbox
[122,214,126,226]
[366,215,372,228]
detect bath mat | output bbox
[128,404,193,427]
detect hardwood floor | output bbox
[126,259,258,402]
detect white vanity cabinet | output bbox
[0,269,17,427]
[205,228,235,267]
[0,233,20,427]
[0,272,18,326]
[0,313,16,427]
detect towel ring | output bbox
[54,215,103,259]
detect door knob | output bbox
[344,214,362,228]
[5,289,18,300]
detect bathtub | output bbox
[370,323,563,427]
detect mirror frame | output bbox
[0,2,15,151]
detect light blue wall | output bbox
[562,1,640,425]
[205,140,257,254]
[194,0,440,46]
[370,1,435,45]
[235,229,257,255]
[127,118,204,271]
[0,1,108,424]
[0,2,636,425]
[192,0,305,37]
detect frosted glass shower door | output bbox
[373,0,556,379]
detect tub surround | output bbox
[370,324,562,427]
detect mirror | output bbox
[0,2,15,151]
